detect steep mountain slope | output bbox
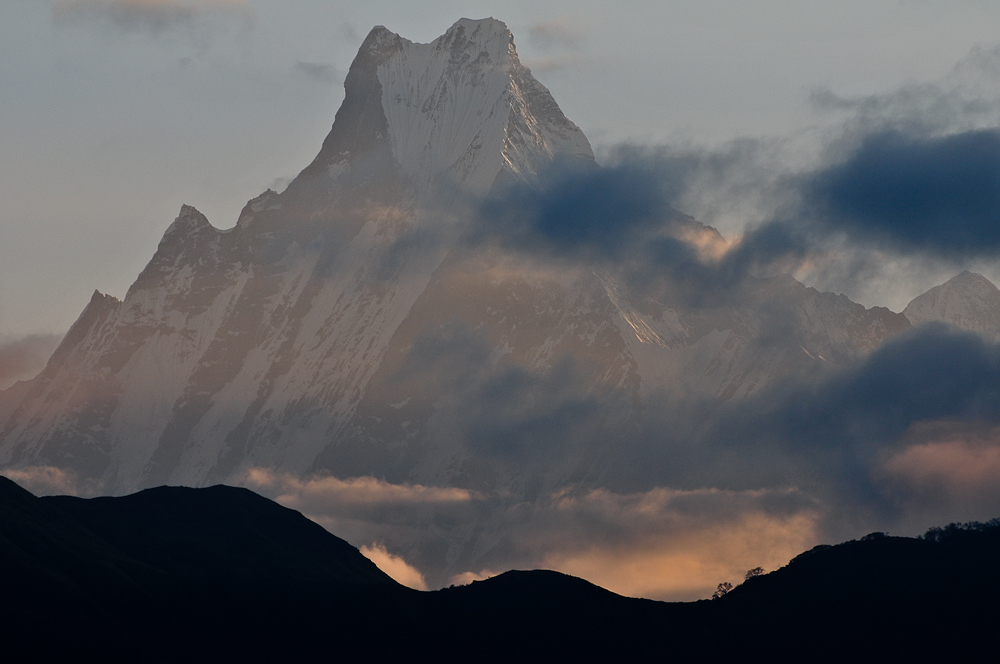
[903,270,1000,339]
[0,18,910,582]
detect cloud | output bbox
[1,465,101,496]
[791,45,1000,266]
[521,18,584,73]
[245,469,479,518]
[717,323,1000,456]
[884,436,1000,498]
[471,118,1000,321]
[360,544,428,590]
[267,176,292,194]
[809,44,1000,134]
[242,469,484,575]
[527,18,582,51]
[803,129,1000,259]
[472,155,813,309]
[448,570,498,586]
[875,423,1000,528]
[475,44,1000,312]
[0,334,61,390]
[243,467,820,601]
[177,324,1000,599]
[294,61,343,85]
[539,503,817,601]
[395,321,615,462]
[451,485,819,601]
[52,0,251,39]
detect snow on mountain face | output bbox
[902,271,1000,339]
[294,17,592,206]
[376,18,593,195]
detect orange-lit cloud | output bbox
[541,510,817,601]
[448,569,500,586]
[360,543,428,590]
[244,469,478,512]
[244,469,483,590]
[496,486,819,601]
[1,465,101,496]
[246,468,821,601]
[874,423,1000,530]
[881,422,1000,495]
[885,439,1000,496]
[676,225,732,262]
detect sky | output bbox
[4,0,1000,598]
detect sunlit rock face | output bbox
[0,18,912,585]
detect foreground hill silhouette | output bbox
[2,478,997,661]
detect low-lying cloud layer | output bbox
[237,326,1000,599]
[244,468,820,601]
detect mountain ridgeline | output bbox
[2,18,1000,587]
[2,477,997,661]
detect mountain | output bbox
[903,270,1000,339]
[0,18,910,584]
[0,476,396,659]
[3,477,997,661]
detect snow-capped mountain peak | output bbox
[294,18,592,202]
[902,271,1000,339]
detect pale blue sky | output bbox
[3,0,1000,336]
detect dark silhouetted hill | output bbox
[2,477,998,662]
[41,485,389,584]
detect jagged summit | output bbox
[292,18,592,201]
[903,271,1000,338]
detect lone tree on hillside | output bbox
[745,567,765,580]
[712,582,733,599]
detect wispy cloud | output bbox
[52,0,251,39]
[522,18,584,73]
[244,468,819,600]
[527,18,583,51]
[1,465,102,496]
[809,44,1000,134]
[245,469,479,513]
